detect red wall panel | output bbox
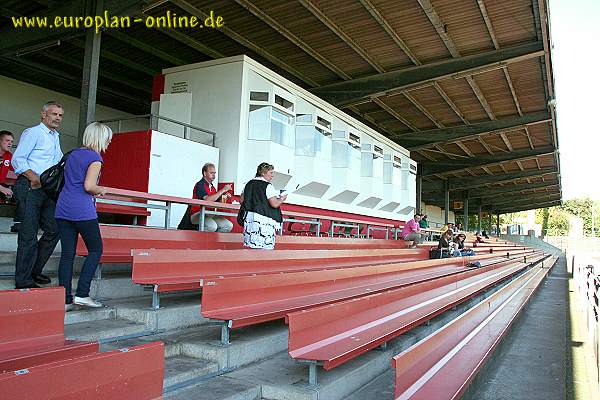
[100,130,152,193]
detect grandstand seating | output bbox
[287,253,546,381]
[200,252,538,330]
[391,255,553,400]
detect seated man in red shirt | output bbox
[0,131,20,233]
[189,162,233,232]
[0,130,14,199]
[401,213,425,248]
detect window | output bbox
[275,94,294,112]
[250,91,268,101]
[295,125,332,158]
[248,105,294,147]
[316,116,331,132]
[332,141,360,168]
[296,113,313,123]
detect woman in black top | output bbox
[240,162,287,249]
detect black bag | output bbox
[429,247,450,259]
[177,205,197,230]
[40,150,72,201]
[236,202,247,226]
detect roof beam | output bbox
[68,38,158,76]
[41,51,151,93]
[155,28,225,59]
[423,168,557,193]
[172,0,319,87]
[416,0,460,57]
[108,30,188,66]
[372,98,418,131]
[358,0,421,65]
[495,201,562,213]
[421,146,555,177]
[391,112,550,149]
[404,92,444,128]
[1,54,147,106]
[492,197,562,211]
[433,82,469,124]
[468,181,560,199]
[422,166,557,192]
[234,0,350,80]
[298,0,383,73]
[310,41,545,106]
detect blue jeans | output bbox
[13,176,59,287]
[56,218,103,304]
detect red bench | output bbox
[132,247,430,308]
[287,252,546,384]
[0,287,98,373]
[200,252,539,344]
[76,225,412,265]
[392,255,553,400]
[0,342,164,400]
[0,287,165,400]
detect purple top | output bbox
[55,148,103,221]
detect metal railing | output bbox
[98,114,217,147]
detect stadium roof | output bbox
[0,0,561,214]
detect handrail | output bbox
[97,113,217,147]
[98,187,398,237]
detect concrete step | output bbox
[179,321,288,370]
[64,317,149,342]
[0,275,145,300]
[65,305,116,325]
[0,232,63,253]
[0,253,130,276]
[112,291,208,332]
[163,356,220,389]
[164,376,261,400]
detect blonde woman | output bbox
[56,122,112,309]
[240,162,286,249]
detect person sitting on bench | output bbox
[401,213,425,248]
[189,163,233,232]
[453,233,475,256]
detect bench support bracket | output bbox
[298,360,321,386]
[220,322,230,346]
[151,286,161,310]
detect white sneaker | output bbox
[73,296,103,308]
[65,303,75,312]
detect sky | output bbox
[548,0,600,200]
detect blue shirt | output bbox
[12,122,63,175]
[55,148,103,221]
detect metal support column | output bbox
[416,166,423,214]
[444,180,450,224]
[477,204,482,233]
[78,0,103,144]
[463,192,469,232]
[488,210,493,233]
[496,213,501,236]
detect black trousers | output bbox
[13,176,59,287]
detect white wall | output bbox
[147,131,219,228]
[0,75,146,151]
